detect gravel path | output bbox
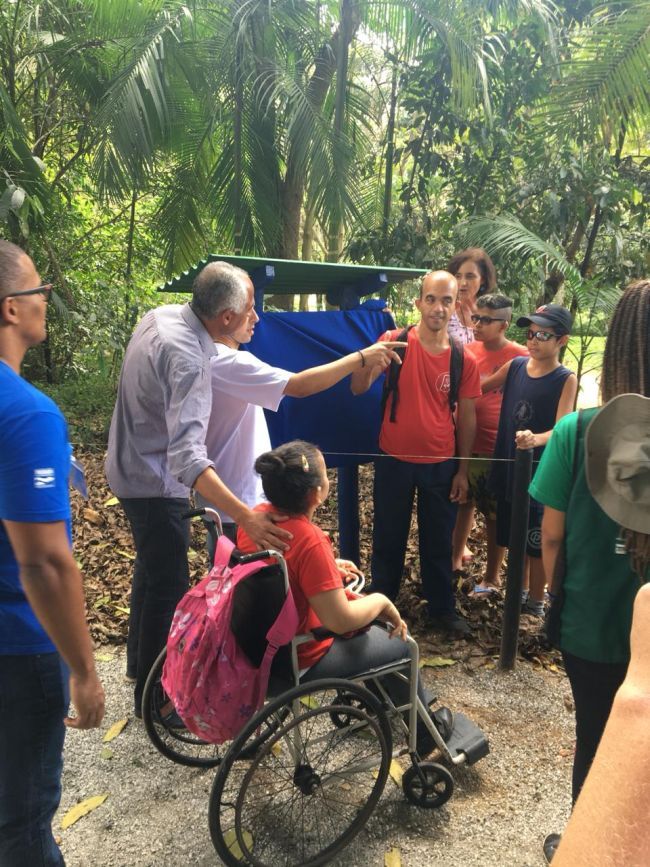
[56,646,574,867]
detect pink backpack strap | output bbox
[267,592,299,648]
[213,534,235,569]
[252,592,300,708]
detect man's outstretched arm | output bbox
[286,341,405,398]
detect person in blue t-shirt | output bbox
[0,240,104,866]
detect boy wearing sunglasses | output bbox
[482,304,577,616]
[452,294,528,591]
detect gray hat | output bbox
[585,393,650,534]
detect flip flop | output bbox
[472,584,498,595]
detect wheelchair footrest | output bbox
[445,712,489,765]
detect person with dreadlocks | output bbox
[529,278,650,863]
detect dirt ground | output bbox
[56,644,575,866]
[55,453,574,865]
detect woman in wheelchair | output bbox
[236,439,454,754]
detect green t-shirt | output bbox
[530,409,645,664]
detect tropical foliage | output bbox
[0,0,648,384]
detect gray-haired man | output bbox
[106,262,291,715]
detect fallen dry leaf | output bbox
[60,794,108,830]
[388,760,403,786]
[116,549,136,561]
[385,847,402,867]
[103,718,128,743]
[83,508,103,526]
[419,656,456,668]
[223,828,253,861]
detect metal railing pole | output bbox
[499,448,534,670]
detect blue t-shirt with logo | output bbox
[0,361,72,654]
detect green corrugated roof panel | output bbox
[159,254,426,296]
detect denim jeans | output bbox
[0,653,69,866]
[371,456,457,617]
[120,497,191,713]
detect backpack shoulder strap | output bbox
[448,337,465,414]
[213,534,236,569]
[380,325,413,423]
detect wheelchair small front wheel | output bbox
[402,761,454,809]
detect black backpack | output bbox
[380,325,465,424]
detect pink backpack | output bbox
[161,535,299,744]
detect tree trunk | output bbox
[233,40,244,255]
[382,63,398,240]
[327,0,356,263]
[280,0,359,259]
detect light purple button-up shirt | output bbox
[105,303,216,498]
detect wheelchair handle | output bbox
[181,507,223,542]
[230,549,276,566]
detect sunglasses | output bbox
[4,284,53,302]
[527,329,558,342]
[471,314,508,325]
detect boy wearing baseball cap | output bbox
[481,304,578,615]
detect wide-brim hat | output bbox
[585,393,650,534]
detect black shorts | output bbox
[496,497,544,558]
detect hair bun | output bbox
[255,452,285,475]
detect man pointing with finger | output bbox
[106,260,405,716]
[200,275,407,543]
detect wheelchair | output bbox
[142,508,490,866]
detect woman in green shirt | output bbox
[529,279,650,863]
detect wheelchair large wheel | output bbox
[209,678,392,866]
[142,648,221,767]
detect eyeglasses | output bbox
[527,329,558,342]
[4,284,53,302]
[471,314,508,325]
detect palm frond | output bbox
[545,2,650,138]
[459,213,583,286]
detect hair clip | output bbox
[301,454,310,472]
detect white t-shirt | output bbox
[199,344,291,523]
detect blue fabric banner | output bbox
[246,308,395,467]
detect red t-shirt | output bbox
[236,504,343,669]
[466,340,529,454]
[379,328,481,463]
